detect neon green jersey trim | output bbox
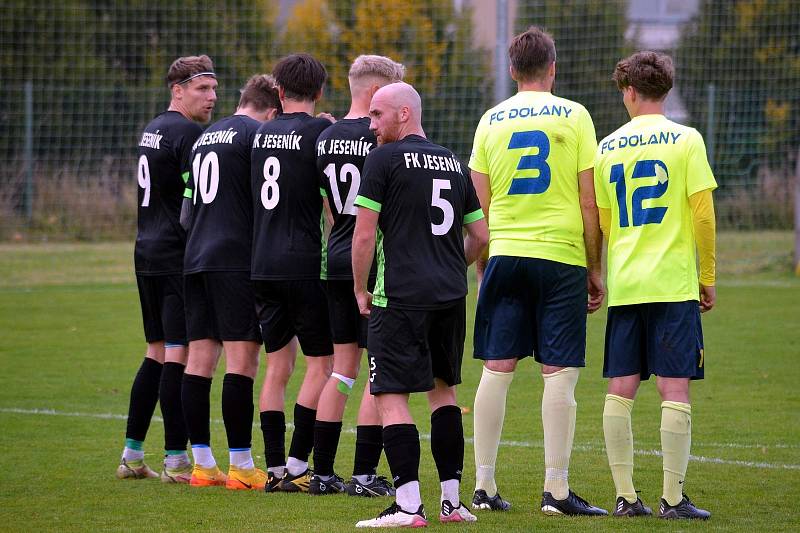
[320,187,327,198]
[183,188,192,199]
[354,195,381,213]
[463,208,484,224]
[372,227,387,307]
[181,171,190,184]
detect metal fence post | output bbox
[706,83,716,169]
[795,146,800,276]
[24,81,34,225]
[494,0,510,104]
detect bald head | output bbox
[369,82,425,145]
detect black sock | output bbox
[382,424,420,488]
[125,357,163,442]
[288,403,317,463]
[181,373,212,446]
[430,405,463,482]
[353,424,383,476]
[222,373,254,450]
[260,410,286,469]
[160,362,188,451]
[313,420,343,477]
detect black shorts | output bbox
[327,279,369,348]
[367,299,465,394]
[136,274,187,346]
[473,256,587,367]
[184,272,261,343]
[253,280,333,356]
[604,301,705,380]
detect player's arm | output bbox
[470,170,491,284]
[689,189,716,312]
[321,195,334,239]
[180,176,195,231]
[351,206,379,316]
[578,167,605,313]
[464,217,489,266]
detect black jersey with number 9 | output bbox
[135,111,203,275]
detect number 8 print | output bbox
[261,156,280,210]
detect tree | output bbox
[677,0,800,213]
[279,0,492,160]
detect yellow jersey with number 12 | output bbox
[593,114,717,306]
[469,91,597,267]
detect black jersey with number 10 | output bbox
[135,111,203,275]
[250,112,332,280]
[355,135,484,310]
[316,117,375,280]
[184,114,261,273]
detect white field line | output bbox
[2,407,799,471]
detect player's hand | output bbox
[356,290,373,317]
[699,284,715,313]
[587,270,605,314]
[317,112,336,124]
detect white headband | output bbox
[174,71,216,86]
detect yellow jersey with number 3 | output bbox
[594,114,717,306]
[469,91,597,267]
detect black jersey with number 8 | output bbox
[250,112,332,280]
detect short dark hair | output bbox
[272,54,327,101]
[613,51,674,100]
[238,74,282,113]
[166,55,214,87]
[508,26,556,82]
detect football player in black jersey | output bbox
[309,55,404,497]
[117,55,216,482]
[178,75,282,490]
[250,54,334,493]
[352,83,489,527]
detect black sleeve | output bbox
[356,146,391,210]
[462,165,483,223]
[175,123,204,178]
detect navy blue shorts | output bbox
[473,256,587,367]
[604,301,705,380]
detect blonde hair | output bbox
[349,55,405,85]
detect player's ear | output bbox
[548,61,556,79]
[313,88,323,102]
[508,65,517,82]
[171,83,182,100]
[265,108,278,121]
[278,85,286,102]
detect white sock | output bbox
[396,481,422,513]
[268,466,285,477]
[441,479,460,504]
[164,452,190,469]
[122,447,144,463]
[542,367,579,500]
[230,448,254,469]
[191,445,216,468]
[286,456,308,476]
[353,474,373,484]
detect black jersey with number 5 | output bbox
[183,115,260,273]
[251,112,332,280]
[135,111,203,275]
[316,117,376,280]
[354,135,484,310]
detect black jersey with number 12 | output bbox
[184,114,261,273]
[135,111,203,275]
[316,117,376,280]
[251,112,332,280]
[355,135,484,310]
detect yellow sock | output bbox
[661,401,692,506]
[542,367,579,500]
[603,394,636,503]
[473,367,514,495]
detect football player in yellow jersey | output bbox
[594,51,715,520]
[468,26,606,516]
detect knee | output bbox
[307,356,333,379]
[485,358,517,373]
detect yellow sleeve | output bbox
[598,207,611,239]
[577,106,598,172]
[593,147,610,210]
[468,113,490,174]
[686,129,717,196]
[688,189,716,286]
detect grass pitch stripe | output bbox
[2,407,798,471]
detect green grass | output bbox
[1,234,799,532]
